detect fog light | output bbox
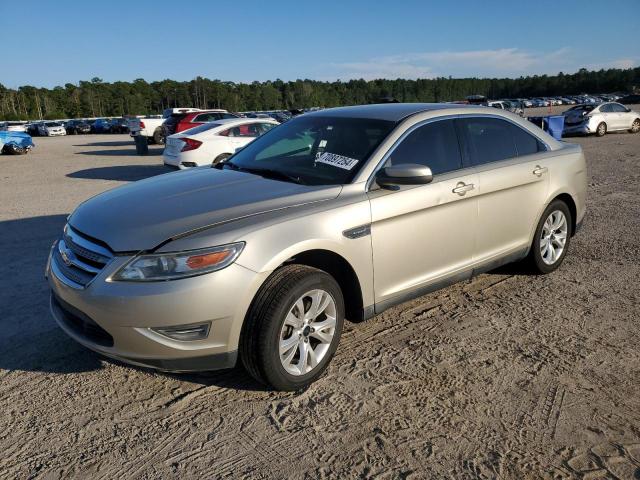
[152,322,210,341]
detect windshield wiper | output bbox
[221,162,305,185]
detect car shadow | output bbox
[75,148,163,157]
[0,214,268,391]
[73,140,136,147]
[68,164,172,181]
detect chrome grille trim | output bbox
[64,226,113,260]
[51,226,114,288]
[59,240,102,274]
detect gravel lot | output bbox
[1,108,639,479]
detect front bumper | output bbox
[47,245,267,372]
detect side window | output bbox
[222,113,238,119]
[609,103,627,113]
[457,117,517,166]
[387,120,462,175]
[259,123,276,134]
[225,123,260,138]
[510,124,545,156]
[599,104,612,113]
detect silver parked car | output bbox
[563,102,640,137]
[47,103,587,390]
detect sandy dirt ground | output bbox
[1,107,639,479]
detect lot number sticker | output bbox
[316,152,359,170]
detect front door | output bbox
[368,119,478,308]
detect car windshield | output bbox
[46,122,61,127]
[223,115,395,186]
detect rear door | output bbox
[456,116,550,264]
[368,119,479,306]
[608,103,631,130]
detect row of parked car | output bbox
[128,108,302,145]
[496,93,639,109]
[21,118,131,137]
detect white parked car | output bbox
[39,122,67,136]
[163,118,279,169]
[127,115,165,144]
[563,102,640,137]
[0,121,28,132]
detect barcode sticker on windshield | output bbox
[316,152,359,170]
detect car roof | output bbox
[304,103,471,122]
[211,117,278,126]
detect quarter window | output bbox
[387,119,462,175]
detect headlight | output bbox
[111,242,245,282]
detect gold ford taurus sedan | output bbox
[47,103,586,390]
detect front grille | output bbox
[51,226,114,288]
[52,294,114,347]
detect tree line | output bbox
[0,67,638,121]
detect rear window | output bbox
[182,122,223,135]
[567,105,594,113]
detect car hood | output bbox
[69,168,341,252]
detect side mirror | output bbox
[375,163,433,188]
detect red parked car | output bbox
[162,109,240,137]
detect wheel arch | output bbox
[552,192,578,236]
[279,249,365,323]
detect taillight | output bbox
[139,121,146,128]
[180,138,202,152]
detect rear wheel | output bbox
[212,153,231,166]
[630,119,640,133]
[240,265,344,391]
[595,122,607,137]
[527,200,572,274]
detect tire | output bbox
[153,128,165,145]
[630,119,640,133]
[526,200,572,274]
[212,153,231,166]
[240,265,345,391]
[595,122,607,137]
[2,144,28,155]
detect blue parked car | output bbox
[91,118,112,133]
[0,130,34,154]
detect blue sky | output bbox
[3,0,639,88]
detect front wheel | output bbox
[240,265,344,391]
[595,122,607,137]
[527,200,572,274]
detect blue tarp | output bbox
[527,115,565,140]
[0,131,35,151]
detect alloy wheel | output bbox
[279,289,337,376]
[540,210,568,265]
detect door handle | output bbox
[533,165,548,177]
[452,182,475,196]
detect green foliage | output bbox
[1,67,638,120]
